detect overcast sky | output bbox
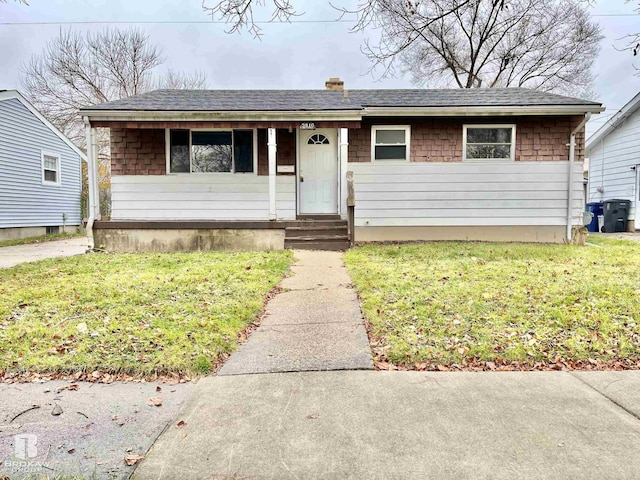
[0,0,638,136]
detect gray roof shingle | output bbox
[81,87,601,112]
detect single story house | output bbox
[0,90,85,241]
[80,79,603,251]
[586,91,640,231]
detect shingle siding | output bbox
[110,128,166,175]
[349,116,584,163]
[0,98,82,228]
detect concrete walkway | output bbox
[134,370,640,480]
[219,250,374,375]
[0,236,89,268]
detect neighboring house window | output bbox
[371,126,411,162]
[463,125,516,161]
[168,129,256,173]
[41,152,61,185]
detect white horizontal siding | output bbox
[110,175,296,220]
[349,161,584,228]
[587,108,640,220]
[0,98,82,228]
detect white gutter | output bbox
[363,105,604,117]
[83,116,98,248]
[80,109,363,123]
[81,105,604,122]
[567,113,591,242]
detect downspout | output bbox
[567,113,591,242]
[83,116,96,248]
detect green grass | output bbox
[345,242,640,368]
[586,235,636,247]
[0,231,83,248]
[0,250,292,375]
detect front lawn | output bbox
[345,240,640,370]
[0,251,292,376]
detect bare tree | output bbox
[20,27,208,218]
[201,0,300,37]
[351,0,601,96]
[617,0,640,74]
[155,68,208,89]
[202,0,604,94]
[21,27,207,149]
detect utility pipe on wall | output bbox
[567,113,591,242]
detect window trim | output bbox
[166,128,258,175]
[41,151,61,186]
[371,125,411,163]
[462,124,516,162]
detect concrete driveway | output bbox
[0,237,89,268]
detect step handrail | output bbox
[346,171,355,247]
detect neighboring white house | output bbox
[586,91,640,231]
[0,90,86,241]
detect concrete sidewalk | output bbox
[0,380,195,479]
[0,236,89,268]
[134,370,640,480]
[219,250,374,375]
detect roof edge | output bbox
[0,90,87,161]
[586,91,640,151]
[82,109,363,122]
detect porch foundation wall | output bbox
[355,226,568,244]
[94,228,285,252]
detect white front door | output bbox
[299,129,338,214]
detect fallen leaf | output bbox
[67,448,75,454]
[146,396,162,407]
[76,322,88,334]
[156,386,162,393]
[306,413,320,420]
[176,420,186,428]
[51,404,63,416]
[124,454,145,466]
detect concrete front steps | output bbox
[285,216,350,251]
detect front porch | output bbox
[83,120,356,251]
[92,218,350,252]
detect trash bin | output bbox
[585,202,603,232]
[602,199,630,233]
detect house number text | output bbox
[300,122,316,130]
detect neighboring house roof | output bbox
[0,90,87,161]
[586,90,640,152]
[82,88,601,113]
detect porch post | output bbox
[339,128,349,216]
[90,128,100,221]
[268,128,277,220]
[83,116,100,248]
